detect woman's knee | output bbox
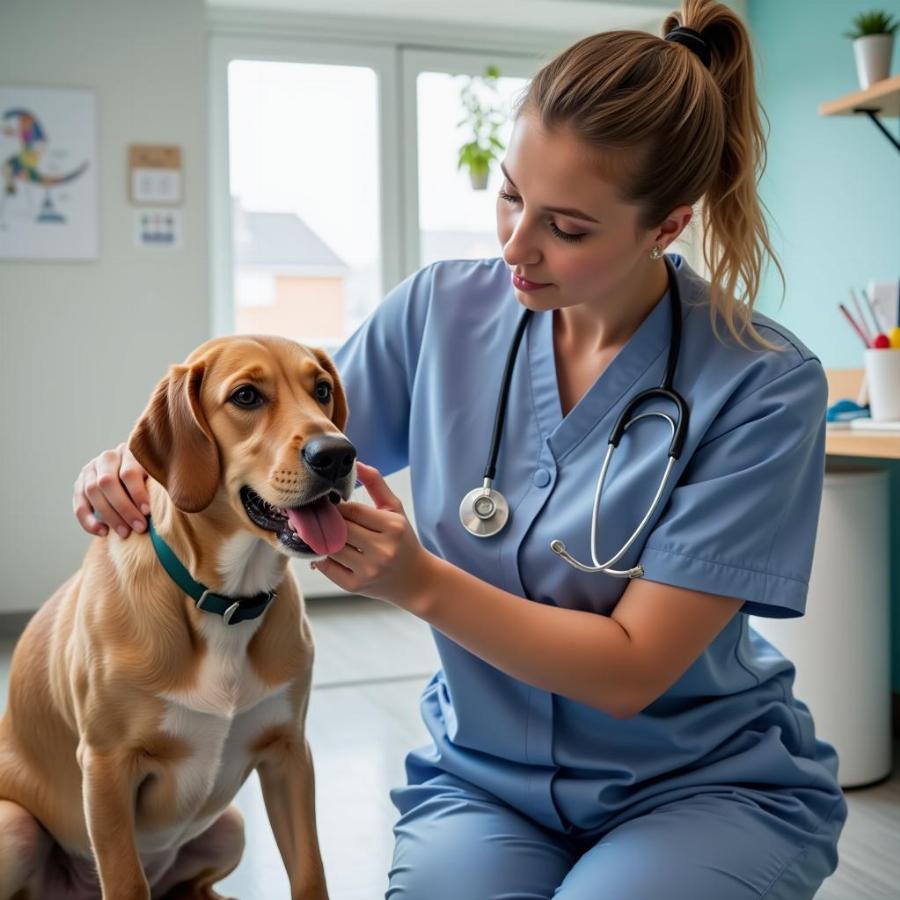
[554,792,845,900]
[386,785,573,900]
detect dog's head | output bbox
[127,335,354,559]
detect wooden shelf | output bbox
[819,73,900,117]
[827,430,900,460]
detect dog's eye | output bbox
[315,382,332,404]
[231,386,264,409]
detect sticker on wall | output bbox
[0,84,98,260]
[128,144,182,205]
[134,208,182,249]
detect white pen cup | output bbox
[864,348,900,421]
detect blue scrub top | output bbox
[331,254,843,835]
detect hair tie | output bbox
[665,26,712,69]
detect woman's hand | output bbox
[312,462,437,610]
[73,442,151,539]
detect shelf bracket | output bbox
[854,107,900,155]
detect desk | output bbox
[826,431,900,460]
[825,368,900,460]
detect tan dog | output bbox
[0,335,357,900]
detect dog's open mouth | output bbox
[240,486,346,556]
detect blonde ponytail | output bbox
[520,0,785,350]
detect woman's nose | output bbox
[501,219,541,269]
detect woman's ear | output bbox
[128,362,221,513]
[311,347,349,433]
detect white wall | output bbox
[0,0,208,613]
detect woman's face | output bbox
[496,112,689,317]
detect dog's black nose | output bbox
[302,435,357,485]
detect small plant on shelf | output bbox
[844,10,898,89]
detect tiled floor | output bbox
[1,597,898,899]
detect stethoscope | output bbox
[459,254,689,579]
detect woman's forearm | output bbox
[411,554,640,718]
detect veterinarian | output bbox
[73,1,848,896]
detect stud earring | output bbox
[649,245,663,260]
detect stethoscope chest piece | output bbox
[459,479,510,537]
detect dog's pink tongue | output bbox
[286,498,347,556]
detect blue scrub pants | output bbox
[386,773,847,899]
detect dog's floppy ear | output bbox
[128,362,221,513]
[311,348,348,432]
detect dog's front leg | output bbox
[80,743,150,900]
[258,734,328,900]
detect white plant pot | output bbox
[468,169,489,190]
[852,34,894,89]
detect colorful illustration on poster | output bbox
[2,108,89,223]
[0,86,97,260]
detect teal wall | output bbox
[748,0,900,690]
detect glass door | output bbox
[210,37,402,354]
[228,59,380,348]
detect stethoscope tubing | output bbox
[460,255,689,578]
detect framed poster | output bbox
[0,85,98,260]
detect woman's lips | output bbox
[512,272,551,292]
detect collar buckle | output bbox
[194,588,277,625]
[196,589,214,612]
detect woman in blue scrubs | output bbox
[75,2,847,897]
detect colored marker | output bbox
[839,304,872,348]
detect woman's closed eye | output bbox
[497,189,587,243]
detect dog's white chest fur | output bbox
[166,614,273,716]
[151,533,297,838]
[157,616,293,819]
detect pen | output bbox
[859,287,887,335]
[838,303,872,348]
[849,289,873,344]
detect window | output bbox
[414,69,530,267]
[226,57,383,348]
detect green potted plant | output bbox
[844,10,898,89]
[457,65,507,190]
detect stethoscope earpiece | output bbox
[460,256,688,579]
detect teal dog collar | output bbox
[147,516,276,625]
